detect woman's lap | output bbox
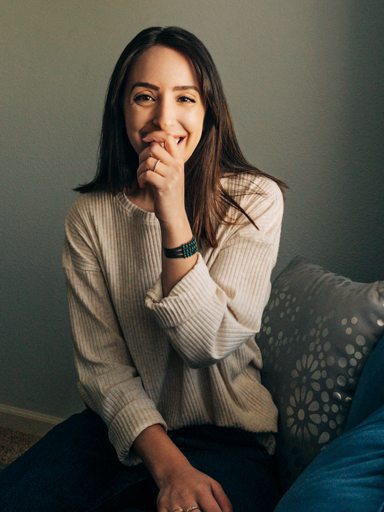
[0,409,158,511]
[0,409,280,512]
[169,425,280,512]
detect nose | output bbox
[152,96,176,129]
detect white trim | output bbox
[0,404,63,437]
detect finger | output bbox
[136,160,167,189]
[197,493,222,512]
[157,506,183,512]
[141,130,170,146]
[137,167,164,189]
[162,133,182,160]
[138,143,172,167]
[138,143,161,165]
[211,481,233,512]
[137,158,164,178]
[184,505,201,512]
[141,131,183,161]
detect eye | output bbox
[178,96,196,103]
[133,93,154,103]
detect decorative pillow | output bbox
[256,256,384,492]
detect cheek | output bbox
[125,128,142,156]
[124,115,142,152]
[191,113,205,142]
[192,109,205,137]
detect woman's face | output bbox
[123,45,206,163]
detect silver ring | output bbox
[186,507,199,512]
[153,159,161,173]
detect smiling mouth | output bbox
[142,136,185,146]
[159,137,184,147]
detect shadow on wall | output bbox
[311,3,384,282]
[344,3,384,280]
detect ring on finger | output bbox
[186,507,200,512]
[173,508,184,512]
[153,159,161,173]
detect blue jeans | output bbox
[0,409,280,512]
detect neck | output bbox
[125,186,154,212]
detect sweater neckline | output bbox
[115,192,159,224]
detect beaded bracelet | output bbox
[164,236,198,259]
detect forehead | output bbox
[126,45,200,88]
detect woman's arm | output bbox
[136,133,198,297]
[160,212,198,298]
[64,251,232,510]
[133,424,232,512]
[146,175,284,368]
[63,202,168,465]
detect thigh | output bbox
[0,409,158,512]
[170,427,281,512]
[274,404,384,512]
[188,450,280,512]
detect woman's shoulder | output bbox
[67,189,112,212]
[65,190,114,229]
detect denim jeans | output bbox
[0,408,280,512]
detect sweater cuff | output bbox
[145,253,219,328]
[108,400,167,466]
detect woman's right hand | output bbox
[156,461,232,512]
[132,424,232,512]
[137,132,187,228]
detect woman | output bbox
[0,27,285,512]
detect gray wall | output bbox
[1,0,383,418]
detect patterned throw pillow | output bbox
[256,256,384,492]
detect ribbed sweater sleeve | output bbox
[145,177,283,368]
[63,201,167,465]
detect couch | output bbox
[255,256,384,495]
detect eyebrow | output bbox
[130,82,199,93]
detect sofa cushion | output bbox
[256,256,384,491]
[273,402,384,512]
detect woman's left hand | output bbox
[137,131,188,228]
[132,424,233,512]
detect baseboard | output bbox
[0,404,63,437]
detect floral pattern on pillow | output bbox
[256,257,384,491]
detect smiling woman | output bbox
[123,45,205,163]
[121,45,206,282]
[0,26,285,512]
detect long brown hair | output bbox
[75,26,286,247]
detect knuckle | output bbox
[157,494,171,509]
[214,481,223,491]
[195,481,209,495]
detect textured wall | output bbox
[1,0,383,418]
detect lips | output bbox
[141,135,185,146]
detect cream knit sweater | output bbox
[63,174,284,465]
